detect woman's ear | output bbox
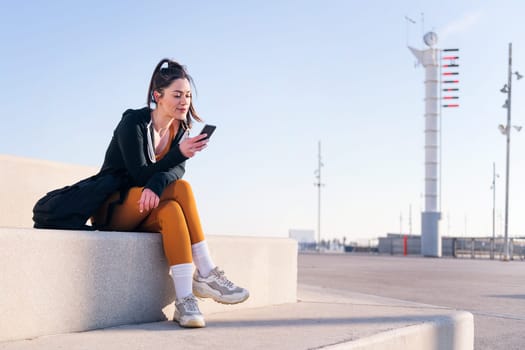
[153,91,161,103]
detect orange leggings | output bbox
[93,180,205,265]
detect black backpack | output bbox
[32,171,125,230]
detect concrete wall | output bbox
[0,155,297,341]
[0,154,98,228]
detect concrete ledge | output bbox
[0,228,297,342]
[0,284,473,350]
[0,154,98,228]
[326,312,474,350]
[0,155,473,349]
[297,285,474,350]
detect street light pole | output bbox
[503,43,513,261]
[314,141,324,251]
[491,162,497,260]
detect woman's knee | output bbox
[156,200,183,218]
[173,179,192,194]
[147,200,184,231]
[161,179,193,201]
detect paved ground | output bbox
[298,253,525,350]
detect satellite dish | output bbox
[423,31,438,47]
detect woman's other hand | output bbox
[138,188,160,213]
[179,134,208,158]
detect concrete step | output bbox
[0,284,474,350]
[0,228,297,342]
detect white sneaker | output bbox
[193,267,250,304]
[173,294,205,328]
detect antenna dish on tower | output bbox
[423,31,438,47]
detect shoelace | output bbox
[213,268,235,288]
[179,294,199,312]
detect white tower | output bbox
[409,31,442,257]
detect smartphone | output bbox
[199,124,216,140]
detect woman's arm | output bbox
[138,162,186,212]
[144,162,186,196]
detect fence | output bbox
[377,236,525,260]
[453,237,525,260]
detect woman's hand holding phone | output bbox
[179,134,208,158]
[179,124,216,158]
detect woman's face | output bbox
[156,78,191,120]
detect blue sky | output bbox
[1,0,525,241]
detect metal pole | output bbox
[503,43,512,261]
[316,141,322,250]
[491,162,496,260]
[409,204,413,235]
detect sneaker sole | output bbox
[174,312,206,328]
[193,283,250,305]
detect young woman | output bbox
[92,59,249,328]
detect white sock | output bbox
[192,240,216,277]
[170,263,194,299]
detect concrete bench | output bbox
[0,155,297,342]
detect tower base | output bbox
[421,211,442,257]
